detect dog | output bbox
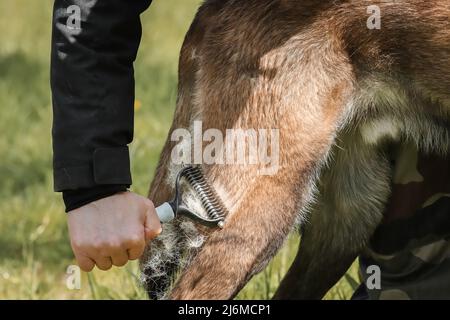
[140,0,450,299]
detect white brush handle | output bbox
[155,202,175,223]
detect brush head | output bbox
[174,166,228,228]
[182,167,228,220]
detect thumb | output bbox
[144,200,162,243]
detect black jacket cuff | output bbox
[54,146,132,192]
[63,184,129,213]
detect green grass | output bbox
[0,0,359,300]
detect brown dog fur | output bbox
[142,0,450,299]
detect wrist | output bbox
[63,184,129,213]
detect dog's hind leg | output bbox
[274,130,393,299]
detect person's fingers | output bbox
[144,200,162,242]
[110,249,129,267]
[94,256,113,271]
[126,237,146,260]
[76,254,95,272]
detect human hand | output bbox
[67,192,162,271]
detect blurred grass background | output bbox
[0,0,358,299]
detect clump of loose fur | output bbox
[140,218,206,300]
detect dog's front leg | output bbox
[168,166,314,299]
[154,3,358,297]
[169,84,356,299]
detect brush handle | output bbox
[155,202,175,223]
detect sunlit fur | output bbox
[142,0,450,299]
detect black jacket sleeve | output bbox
[51,0,152,209]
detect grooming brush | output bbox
[155,166,227,228]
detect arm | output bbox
[51,0,160,271]
[51,0,152,201]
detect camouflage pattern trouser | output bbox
[354,142,450,299]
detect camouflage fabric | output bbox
[354,142,450,300]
